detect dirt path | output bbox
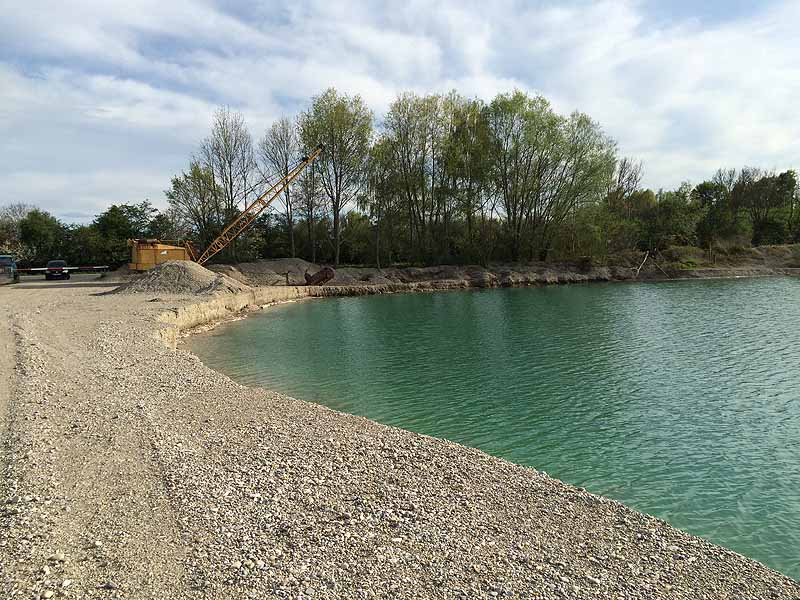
[0,303,17,593]
[0,310,13,448]
[1,281,189,599]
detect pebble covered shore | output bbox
[2,277,799,599]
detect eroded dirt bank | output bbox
[1,279,799,599]
[206,245,800,289]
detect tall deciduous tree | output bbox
[300,88,372,266]
[443,97,494,262]
[487,91,615,260]
[260,117,299,257]
[18,209,67,263]
[165,162,222,249]
[363,138,399,268]
[383,93,452,261]
[200,107,257,260]
[732,168,796,245]
[607,157,643,219]
[295,159,322,263]
[0,203,35,256]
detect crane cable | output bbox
[195,146,323,265]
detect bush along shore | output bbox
[1,271,800,599]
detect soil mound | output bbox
[112,261,251,295]
[211,258,320,286]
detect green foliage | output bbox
[339,212,372,265]
[2,201,185,267]
[18,209,68,264]
[165,162,221,248]
[300,88,373,265]
[639,186,702,250]
[483,91,616,260]
[731,168,796,245]
[90,201,164,265]
[5,90,799,269]
[146,212,180,239]
[754,218,788,246]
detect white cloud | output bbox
[1,0,799,220]
[5,170,170,222]
[517,0,800,187]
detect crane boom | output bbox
[196,145,324,266]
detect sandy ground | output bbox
[1,275,799,599]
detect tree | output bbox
[789,175,800,241]
[295,159,322,263]
[66,224,105,266]
[692,178,748,251]
[487,91,615,261]
[443,98,494,262]
[732,168,796,245]
[363,137,400,268]
[486,90,540,260]
[94,202,156,240]
[146,210,182,239]
[534,111,616,260]
[607,157,643,219]
[300,88,373,266]
[18,209,67,264]
[91,202,160,264]
[259,117,300,257]
[642,184,701,250]
[339,211,372,264]
[0,202,35,256]
[165,162,222,249]
[382,93,448,262]
[200,107,257,261]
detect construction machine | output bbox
[128,144,324,272]
[0,254,18,284]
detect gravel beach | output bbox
[2,275,799,599]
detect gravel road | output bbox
[1,278,799,599]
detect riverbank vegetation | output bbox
[2,88,798,267]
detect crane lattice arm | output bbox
[196,145,324,265]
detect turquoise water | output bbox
[190,278,800,579]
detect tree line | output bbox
[1,88,798,268]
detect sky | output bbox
[1,0,799,223]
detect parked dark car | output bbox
[45,260,71,280]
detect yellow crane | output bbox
[129,145,323,271]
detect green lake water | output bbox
[190,277,800,579]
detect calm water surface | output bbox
[191,278,800,579]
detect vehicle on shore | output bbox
[0,254,18,283]
[16,262,110,279]
[44,260,71,280]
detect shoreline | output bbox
[1,278,799,598]
[175,267,800,345]
[206,253,800,291]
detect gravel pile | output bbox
[216,260,623,288]
[112,260,250,295]
[206,254,800,290]
[1,281,799,599]
[208,258,318,286]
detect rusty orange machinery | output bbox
[127,239,197,271]
[128,144,324,272]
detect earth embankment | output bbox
[207,245,800,289]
